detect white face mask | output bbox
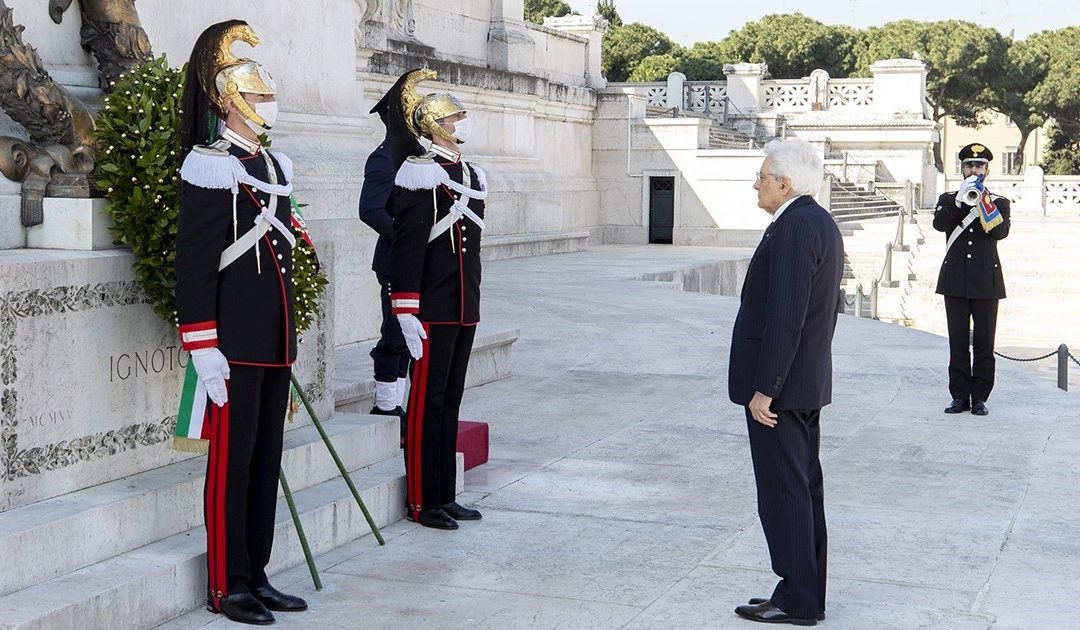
[450,117,470,144]
[244,100,278,134]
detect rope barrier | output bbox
[994,350,1058,362]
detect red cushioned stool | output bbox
[456,420,489,471]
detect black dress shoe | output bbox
[971,400,989,416]
[944,399,971,414]
[747,599,824,621]
[212,592,275,625]
[735,601,817,626]
[252,583,308,612]
[370,405,407,447]
[442,501,482,520]
[411,508,459,530]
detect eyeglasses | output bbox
[755,171,778,183]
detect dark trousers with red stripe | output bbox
[406,323,476,518]
[746,407,827,620]
[205,364,291,606]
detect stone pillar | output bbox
[723,63,767,116]
[1019,164,1046,216]
[809,69,830,111]
[545,14,608,89]
[870,59,928,116]
[666,72,685,110]
[489,0,535,74]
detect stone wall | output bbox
[0,0,605,349]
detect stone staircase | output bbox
[708,124,756,149]
[837,214,921,323]
[830,181,904,223]
[644,105,758,149]
[0,328,518,630]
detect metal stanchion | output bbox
[1058,344,1069,392]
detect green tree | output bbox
[860,20,1010,171]
[985,36,1050,174]
[674,41,729,80]
[1040,121,1080,175]
[524,0,571,25]
[597,0,622,27]
[1025,27,1080,174]
[713,14,863,79]
[628,53,678,81]
[602,22,679,82]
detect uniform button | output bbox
[281,266,287,273]
[969,228,974,232]
[277,253,283,260]
[272,239,278,245]
[967,240,972,245]
[462,237,467,242]
[966,254,972,259]
[461,225,467,231]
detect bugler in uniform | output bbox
[175,20,308,625]
[933,142,1011,416]
[382,69,486,530]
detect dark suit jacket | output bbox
[359,140,397,276]
[932,191,1010,300]
[728,195,844,411]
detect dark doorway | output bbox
[648,177,674,244]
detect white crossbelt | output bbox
[945,208,980,255]
[218,151,296,271]
[428,163,485,243]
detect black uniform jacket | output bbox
[389,154,485,325]
[175,143,298,366]
[933,191,1011,300]
[358,140,397,276]
[728,196,845,411]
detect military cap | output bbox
[959,143,993,163]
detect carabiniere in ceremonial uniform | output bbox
[175,19,308,625]
[382,69,487,530]
[933,142,1011,416]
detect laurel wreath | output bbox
[94,55,326,333]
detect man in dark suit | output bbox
[360,80,414,443]
[933,142,1011,416]
[730,138,843,627]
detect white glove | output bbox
[396,314,427,360]
[956,175,980,208]
[191,348,230,407]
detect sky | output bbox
[564,0,1069,46]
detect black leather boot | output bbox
[252,583,308,612]
[442,501,482,520]
[213,592,275,625]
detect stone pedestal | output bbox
[723,63,768,116]
[544,14,608,89]
[25,198,114,250]
[0,247,334,512]
[488,0,536,74]
[871,59,929,117]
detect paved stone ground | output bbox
[160,246,1078,630]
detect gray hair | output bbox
[764,138,824,196]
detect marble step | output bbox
[0,413,399,599]
[334,326,519,413]
[0,453,442,630]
